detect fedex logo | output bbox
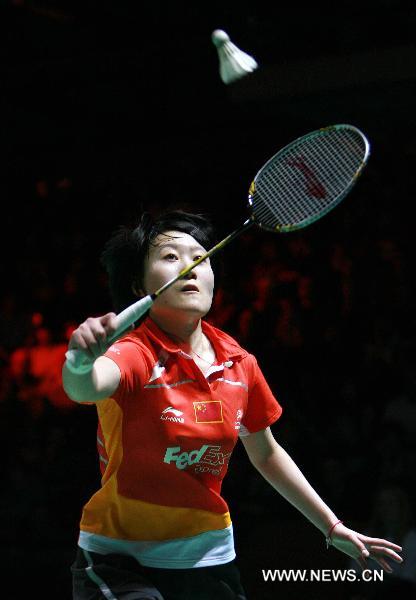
[164,445,210,470]
[163,444,209,469]
[163,444,231,472]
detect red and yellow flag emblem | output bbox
[193,400,223,424]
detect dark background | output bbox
[1,1,416,598]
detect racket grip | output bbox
[107,294,154,344]
[65,295,154,374]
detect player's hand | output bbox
[330,523,403,573]
[68,313,118,360]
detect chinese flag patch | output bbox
[193,400,223,423]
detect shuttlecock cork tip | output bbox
[211,29,230,47]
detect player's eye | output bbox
[195,255,210,265]
[164,253,178,260]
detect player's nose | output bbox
[183,268,197,280]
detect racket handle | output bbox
[107,294,154,344]
[65,295,154,373]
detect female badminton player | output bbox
[63,210,403,600]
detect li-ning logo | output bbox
[235,408,243,430]
[160,407,184,423]
[108,346,121,355]
[287,155,327,199]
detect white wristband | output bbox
[65,350,94,375]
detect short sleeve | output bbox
[103,338,149,404]
[239,356,282,437]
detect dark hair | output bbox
[100,210,217,312]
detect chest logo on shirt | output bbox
[193,400,223,424]
[160,406,185,423]
[164,444,232,475]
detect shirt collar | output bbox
[139,316,247,364]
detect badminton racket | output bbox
[66,123,370,369]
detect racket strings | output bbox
[250,127,368,231]
[256,132,362,223]
[255,131,364,226]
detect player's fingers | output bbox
[368,545,403,563]
[100,312,118,336]
[67,314,119,359]
[350,535,370,560]
[372,556,393,573]
[68,329,96,360]
[88,324,110,353]
[75,321,103,357]
[354,555,368,571]
[359,535,402,552]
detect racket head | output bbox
[248,124,370,233]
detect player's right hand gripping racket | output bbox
[66,124,370,370]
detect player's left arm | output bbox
[241,427,403,572]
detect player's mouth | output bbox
[181,284,199,293]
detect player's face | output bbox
[141,230,214,320]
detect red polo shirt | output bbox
[78,317,282,568]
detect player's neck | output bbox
[150,313,204,352]
[150,314,216,374]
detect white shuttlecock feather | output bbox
[211,29,258,85]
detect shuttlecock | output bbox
[211,29,258,85]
